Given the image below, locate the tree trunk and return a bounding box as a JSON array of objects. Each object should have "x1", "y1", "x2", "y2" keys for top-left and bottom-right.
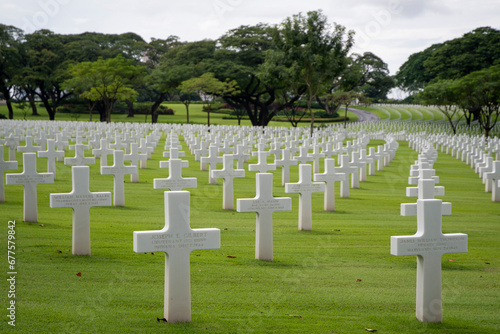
[
  {"x1": 125, "y1": 100, "x2": 134, "y2": 118},
  {"x1": 41, "y1": 99, "x2": 56, "y2": 120},
  {"x1": 28, "y1": 92, "x2": 39, "y2": 116},
  {"x1": 6, "y1": 100, "x2": 14, "y2": 119},
  {"x1": 151, "y1": 93, "x2": 166, "y2": 124},
  {"x1": 308, "y1": 97, "x2": 314, "y2": 136}
]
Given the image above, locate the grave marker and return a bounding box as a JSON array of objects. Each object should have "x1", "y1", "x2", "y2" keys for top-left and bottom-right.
[
  {"x1": 391, "y1": 194, "x2": 467, "y2": 322},
  {"x1": 285, "y1": 164, "x2": 325, "y2": 230},
  {"x1": 101, "y1": 150, "x2": 137, "y2": 206},
  {"x1": 50, "y1": 166, "x2": 111, "y2": 255},
  {"x1": 133, "y1": 191, "x2": 220, "y2": 323},
  {"x1": 6, "y1": 153, "x2": 54, "y2": 222},
  {"x1": 38, "y1": 139, "x2": 65, "y2": 178},
  {"x1": 237, "y1": 173, "x2": 291, "y2": 260},
  {"x1": 211, "y1": 154, "x2": 245, "y2": 210},
  {"x1": 275, "y1": 148, "x2": 298, "y2": 186},
  {"x1": 314, "y1": 158, "x2": 346, "y2": 211},
  {"x1": 0, "y1": 145, "x2": 18, "y2": 202},
  {"x1": 249, "y1": 143, "x2": 276, "y2": 173},
  {"x1": 154, "y1": 159, "x2": 197, "y2": 191}
]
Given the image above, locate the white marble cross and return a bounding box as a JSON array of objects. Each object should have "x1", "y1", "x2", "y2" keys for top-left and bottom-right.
[
  {"x1": 314, "y1": 158, "x2": 346, "y2": 211},
  {"x1": 285, "y1": 164, "x2": 325, "y2": 230},
  {"x1": 93, "y1": 138, "x2": 114, "y2": 168},
  {"x1": 133, "y1": 191, "x2": 220, "y2": 323},
  {"x1": 124, "y1": 143, "x2": 148, "y2": 182},
  {"x1": 101, "y1": 150, "x2": 137, "y2": 206},
  {"x1": 38, "y1": 139, "x2": 65, "y2": 178},
  {"x1": 211, "y1": 154, "x2": 245, "y2": 210},
  {"x1": 6, "y1": 153, "x2": 54, "y2": 222},
  {"x1": 357, "y1": 149, "x2": 373, "y2": 182},
  {"x1": 233, "y1": 144, "x2": 250, "y2": 170},
  {"x1": 0, "y1": 145, "x2": 18, "y2": 202},
  {"x1": 391, "y1": 195, "x2": 467, "y2": 322},
  {"x1": 64, "y1": 143, "x2": 95, "y2": 166},
  {"x1": 275, "y1": 148, "x2": 298, "y2": 186},
  {"x1": 17, "y1": 136, "x2": 42, "y2": 153},
  {"x1": 50, "y1": 166, "x2": 111, "y2": 255},
  {"x1": 200, "y1": 145, "x2": 223, "y2": 184},
  {"x1": 293, "y1": 146, "x2": 313, "y2": 164},
  {"x1": 406, "y1": 171, "x2": 445, "y2": 199},
  {"x1": 308, "y1": 145, "x2": 325, "y2": 174},
  {"x1": 249, "y1": 143, "x2": 276, "y2": 173},
  {"x1": 154, "y1": 159, "x2": 197, "y2": 191},
  {"x1": 485, "y1": 161, "x2": 500, "y2": 202},
  {"x1": 334, "y1": 154, "x2": 358, "y2": 198},
  {"x1": 237, "y1": 173, "x2": 291, "y2": 261},
  {"x1": 4, "y1": 133, "x2": 20, "y2": 160}
]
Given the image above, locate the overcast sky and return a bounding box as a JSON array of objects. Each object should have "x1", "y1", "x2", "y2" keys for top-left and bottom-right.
[{"x1": 1, "y1": 0, "x2": 499, "y2": 82}]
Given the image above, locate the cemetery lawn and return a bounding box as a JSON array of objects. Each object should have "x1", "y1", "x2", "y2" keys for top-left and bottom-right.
[
  {"x1": 1, "y1": 138, "x2": 499, "y2": 333},
  {"x1": 0, "y1": 104, "x2": 358, "y2": 127}
]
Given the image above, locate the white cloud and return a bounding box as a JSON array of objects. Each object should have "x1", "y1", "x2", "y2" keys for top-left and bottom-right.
[{"x1": 0, "y1": 0, "x2": 499, "y2": 75}]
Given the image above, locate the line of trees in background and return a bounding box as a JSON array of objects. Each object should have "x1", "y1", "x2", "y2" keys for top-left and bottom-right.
[
  {"x1": 0, "y1": 10, "x2": 394, "y2": 129},
  {"x1": 395, "y1": 27, "x2": 500, "y2": 137}
]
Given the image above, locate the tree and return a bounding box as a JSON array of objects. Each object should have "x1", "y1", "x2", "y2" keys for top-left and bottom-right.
[
  {"x1": 146, "y1": 40, "x2": 211, "y2": 123},
  {"x1": 213, "y1": 24, "x2": 281, "y2": 127},
  {"x1": 264, "y1": 10, "x2": 354, "y2": 134},
  {"x1": 419, "y1": 80, "x2": 464, "y2": 134},
  {"x1": 333, "y1": 91, "x2": 358, "y2": 128},
  {"x1": 63, "y1": 55, "x2": 144, "y2": 122},
  {"x1": 178, "y1": 73, "x2": 237, "y2": 126},
  {"x1": 453, "y1": 65, "x2": 500, "y2": 138},
  {"x1": 0, "y1": 24, "x2": 24, "y2": 119},
  {"x1": 396, "y1": 27, "x2": 500, "y2": 95}
]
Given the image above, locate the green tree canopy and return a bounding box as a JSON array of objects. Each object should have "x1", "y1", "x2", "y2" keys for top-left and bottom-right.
[{"x1": 63, "y1": 55, "x2": 145, "y2": 122}]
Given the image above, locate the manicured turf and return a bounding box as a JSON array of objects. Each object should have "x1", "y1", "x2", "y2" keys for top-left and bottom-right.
[{"x1": 1, "y1": 128, "x2": 498, "y2": 333}]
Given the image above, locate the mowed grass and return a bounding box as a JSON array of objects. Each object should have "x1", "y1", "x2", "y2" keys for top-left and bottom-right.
[
  {"x1": 0, "y1": 104, "x2": 359, "y2": 128},
  {"x1": 0, "y1": 135, "x2": 499, "y2": 333}
]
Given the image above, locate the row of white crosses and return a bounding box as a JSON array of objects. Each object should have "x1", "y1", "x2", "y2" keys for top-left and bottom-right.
[
  {"x1": 409, "y1": 133, "x2": 500, "y2": 202},
  {"x1": 392, "y1": 144, "x2": 468, "y2": 323}
]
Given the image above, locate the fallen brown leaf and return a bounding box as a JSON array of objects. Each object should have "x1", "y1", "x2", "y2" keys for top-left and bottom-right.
[
  {"x1": 449, "y1": 259, "x2": 455, "y2": 262},
  {"x1": 76, "y1": 272, "x2": 82, "y2": 277},
  {"x1": 485, "y1": 262, "x2": 490, "y2": 264},
  {"x1": 289, "y1": 314, "x2": 302, "y2": 318},
  {"x1": 356, "y1": 279, "x2": 362, "y2": 282},
  {"x1": 227, "y1": 255, "x2": 236, "y2": 258},
  {"x1": 365, "y1": 329, "x2": 377, "y2": 332}
]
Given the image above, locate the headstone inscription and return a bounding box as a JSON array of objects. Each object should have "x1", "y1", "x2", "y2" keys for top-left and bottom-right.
[
  {"x1": 0, "y1": 145, "x2": 18, "y2": 202},
  {"x1": 154, "y1": 158, "x2": 197, "y2": 191},
  {"x1": 237, "y1": 173, "x2": 291, "y2": 261},
  {"x1": 133, "y1": 191, "x2": 220, "y2": 323},
  {"x1": 64, "y1": 143, "x2": 95, "y2": 167},
  {"x1": 6, "y1": 153, "x2": 54, "y2": 222},
  {"x1": 211, "y1": 154, "x2": 245, "y2": 210},
  {"x1": 285, "y1": 164, "x2": 325, "y2": 230},
  {"x1": 50, "y1": 166, "x2": 112, "y2": 255}
]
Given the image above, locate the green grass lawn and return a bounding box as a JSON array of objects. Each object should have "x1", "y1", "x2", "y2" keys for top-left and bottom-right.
[
  {"x1": 0, "y1": 104, "x2": 359, "y2": 128},
  {"x1": 0, "y1": 130, "x2": 498, "y2": 333}
]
